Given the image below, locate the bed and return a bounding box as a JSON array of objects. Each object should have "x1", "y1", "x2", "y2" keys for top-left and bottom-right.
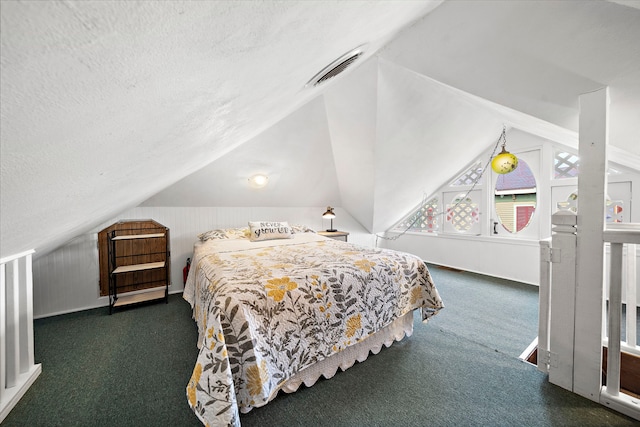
[{"x1": 183, "y1": 223, "x2": 443, "y2": 426}]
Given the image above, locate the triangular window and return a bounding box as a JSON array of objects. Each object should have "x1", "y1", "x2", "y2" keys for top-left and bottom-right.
[
  {"x1": 451, "y1": 162, "x2": 483, "y2": 186},
  {"x1": 554, "y1": 151, "x2": 623, "y2": 179},
  {"x1": 393, "y1": 197, "x2": 439, "y2": 233}
]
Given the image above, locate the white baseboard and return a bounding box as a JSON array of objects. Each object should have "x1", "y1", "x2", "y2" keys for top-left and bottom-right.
[{"x1": 0, "y1": 364, "x2": 42, "y2": 423}]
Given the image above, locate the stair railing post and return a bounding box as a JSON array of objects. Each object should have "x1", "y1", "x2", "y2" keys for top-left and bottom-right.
[
  {"x1": 574, "y1": 87, "x2": 608, "y2": 401},
  {"x1": 548, "y1": 209, "x2": 578, "y2": 391},
  {"x1": 538, "y1": 238, "x2": 552, "y2": 374},
  {"x1": 624, "y1": 243, "x2": 636, "y2": 348},
  {"x1": 606, "y1": 242, "x2": 623, "y2": 397}
]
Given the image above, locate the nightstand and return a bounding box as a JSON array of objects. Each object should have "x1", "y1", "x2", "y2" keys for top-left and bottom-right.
[{"x1": 317, "y1": 230, "x2": 349, "y2": 242}]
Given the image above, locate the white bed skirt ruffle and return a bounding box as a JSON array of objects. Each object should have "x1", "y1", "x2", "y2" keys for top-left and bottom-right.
[{"x1": 274, "y1": 311, "x2": 414, "y2": 396}]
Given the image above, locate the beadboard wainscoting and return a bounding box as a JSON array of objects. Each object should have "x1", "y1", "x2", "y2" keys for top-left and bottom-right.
[{"x1": 31, "y1": 206, "x2": 372, "y2": 318}]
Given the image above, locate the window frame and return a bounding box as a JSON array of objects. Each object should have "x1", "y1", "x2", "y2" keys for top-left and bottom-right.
[{"x1": 388, "y1": 139, "x2": 640, "y2": 242}]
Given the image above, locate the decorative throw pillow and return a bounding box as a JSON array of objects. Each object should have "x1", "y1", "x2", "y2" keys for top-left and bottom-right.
[
  {"x1": 198, "y1": 227, "x2": 250, "y2": 241},
  {"x1": 224, "y1": 227, "x2": 251, "y2": 239},
  {"x1": 198, "y1": 229, "x2": 228, "y2": 241},
  {"x1": 248, "y1": 221, "x2": 293, "y2": 242},
  {"x1": 291, "y1": 224, "x2": 316, "y2": 234}
]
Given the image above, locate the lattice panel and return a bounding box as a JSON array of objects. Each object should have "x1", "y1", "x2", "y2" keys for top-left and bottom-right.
[
  {"x1": 554, "y1": 151, "x2": 579, "y2": 179},
  {"x1": 446, "y1": 196, "x2": 479, "y2": 232},
  {"x1": 452, "y1": 162, "x2": 483, "y2": 186},
  {"x1": 395, "y1": 197, "x2": 439, "y2": 232},
  {"x1": 607, "y1": 200, "x2": 624, "y2": 223},
  {"x1": 557, "y1": 190, "x2": 625, "y2": 223}
]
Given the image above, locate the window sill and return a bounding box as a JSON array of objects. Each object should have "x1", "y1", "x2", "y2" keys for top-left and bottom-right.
[{"x1": 385, "y1": 230, "x2": 540, "y2": 247}]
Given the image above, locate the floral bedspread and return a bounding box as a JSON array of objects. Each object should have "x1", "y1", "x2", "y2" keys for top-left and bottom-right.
[{"x1": 183, "y1": 233, "x2": 443, "y2": 426}]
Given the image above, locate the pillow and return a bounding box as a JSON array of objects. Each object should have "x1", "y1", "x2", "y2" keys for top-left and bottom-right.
[
  {"x1": 198, "y1": 227, "x2": 250, "y2": 242},
  {"x1": 291, "y1": 224, "x2": 316, "y2": 234},
  {"x1": 248, "y1": 221, "x2": 293, "y2": 242},
  {"x1": 225, "y1": 227, "x2": 251, "y2": 239},
  {"x1": 198, "y1": 229, "x2": 227, "y2": 241}
]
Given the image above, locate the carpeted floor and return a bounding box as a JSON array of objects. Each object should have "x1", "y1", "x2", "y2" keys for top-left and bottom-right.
[{"x1": 2, "y1": 265, "x2": 637, "y2": 426}]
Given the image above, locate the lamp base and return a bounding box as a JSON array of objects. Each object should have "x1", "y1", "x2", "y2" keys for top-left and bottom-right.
[{"x1": 326, "y1": 229, "x2": 337, "y2": 232}]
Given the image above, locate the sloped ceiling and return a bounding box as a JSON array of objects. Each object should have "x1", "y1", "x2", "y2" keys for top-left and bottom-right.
[
  {"x1": 2, "y1": 0, "x2": 640, "y2": 259},
  {"x1": 380, "y1": 0, "x2": 640, "y2": 155},
  {"x1": 370, "y1": 0, "x2": 640, "y2": 231},
  {"x1": 140, "y1": 95, "x2": 343, "y2": 208},
  {"x1": 0, "y1": 0, "x2": 441, "y2": 258}
]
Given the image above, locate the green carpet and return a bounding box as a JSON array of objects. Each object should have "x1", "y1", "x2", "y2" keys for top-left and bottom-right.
[{"x1": 2, "y1": 266, "x2": 637, "y2": 426}]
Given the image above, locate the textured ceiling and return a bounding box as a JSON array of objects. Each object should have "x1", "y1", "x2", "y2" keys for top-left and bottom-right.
[
  {"x1": 1, "y1": 0, "x2": 639, "y2": 259},
  {"x1": 0, "y1": 0, "x2": 441, "y2": 258}
]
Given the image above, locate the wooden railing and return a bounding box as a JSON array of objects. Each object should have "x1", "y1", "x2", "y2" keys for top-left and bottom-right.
[
  {"x1": 537, "y1": 237, "x2": 552, "y2": 375},
  {"x1": 537, "y1": 211, "x2": 578, "y2": 392},
  {"x1": 601, "y1": 224, "x2": 640, "y2": 414},
  {"x1": 0, "y1": 249, "x2": 41, "y2": 423},
  {"x1": 539, "y1": 213, "x2": 640, "y2": 421}
]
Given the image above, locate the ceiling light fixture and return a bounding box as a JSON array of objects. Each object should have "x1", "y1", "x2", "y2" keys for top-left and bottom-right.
[
  {"x1": 491, "y1": 126, "x2": 518, "y2": 174},
  {"x1": 248, "y1": 174, "x2": 269, "y2": 188}
]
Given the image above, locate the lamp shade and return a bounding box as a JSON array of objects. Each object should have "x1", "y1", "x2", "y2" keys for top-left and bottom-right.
[
  {"x1": 491, "y1": 147, "x2": 518, "y2": 174},
  {"x1": 322, "y1": 206, "x2": 335, "y2": 219}
]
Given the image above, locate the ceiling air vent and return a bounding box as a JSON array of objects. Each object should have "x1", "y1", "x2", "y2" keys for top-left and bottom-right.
[{"x1": 306, "y1": 45, "x2": 366, "y2": 88}]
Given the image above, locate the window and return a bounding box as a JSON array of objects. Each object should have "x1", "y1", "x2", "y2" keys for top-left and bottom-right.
[
  {"x1": 394, "y1": 197, "x2": 439, "y2": 233},
  {"x1": 556, "y1": 190, "x2": 578, "y2": 212},
  {"x1": 451, "y1": 162, "x2": 483, "y2": 186},
  {"x1": 554, "y1": 151, "x2": 579, "y2": 179},
  {"x1": 607, "y1": 200, "x2": 624, "y2": 223},
  {"x1": 557, "y1": 190, "x2": 625, "y2": 223},
  {"x1": 446, "y1": 193, "x2": 479, "y2": 233},
  {"x1": 554, "y1": 151, "x2": 621, "y2": 180},
  {"x1": 494, "y1": 159, "x2": 537, "y2": 233}
]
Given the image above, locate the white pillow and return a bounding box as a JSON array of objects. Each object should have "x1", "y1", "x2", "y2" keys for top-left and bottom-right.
[{"x1": 248, "y1": 221, "x2": 293, "y2": 242}]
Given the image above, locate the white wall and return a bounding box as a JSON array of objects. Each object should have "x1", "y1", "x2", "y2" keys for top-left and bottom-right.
[
  {"x1": 32, "y1": 200, "x2": 544, "y2": 319},
  {"x1": 31, "y1": 206, "x2": 371, "y2": 318},
  {"x1": 383, "y1": 233, "x2": 540, "y2": 285}
]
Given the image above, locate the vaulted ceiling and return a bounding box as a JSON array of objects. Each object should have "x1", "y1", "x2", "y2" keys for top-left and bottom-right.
[{"x1": 2, "y1": 0, "x2": 639, "y2": 259}]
